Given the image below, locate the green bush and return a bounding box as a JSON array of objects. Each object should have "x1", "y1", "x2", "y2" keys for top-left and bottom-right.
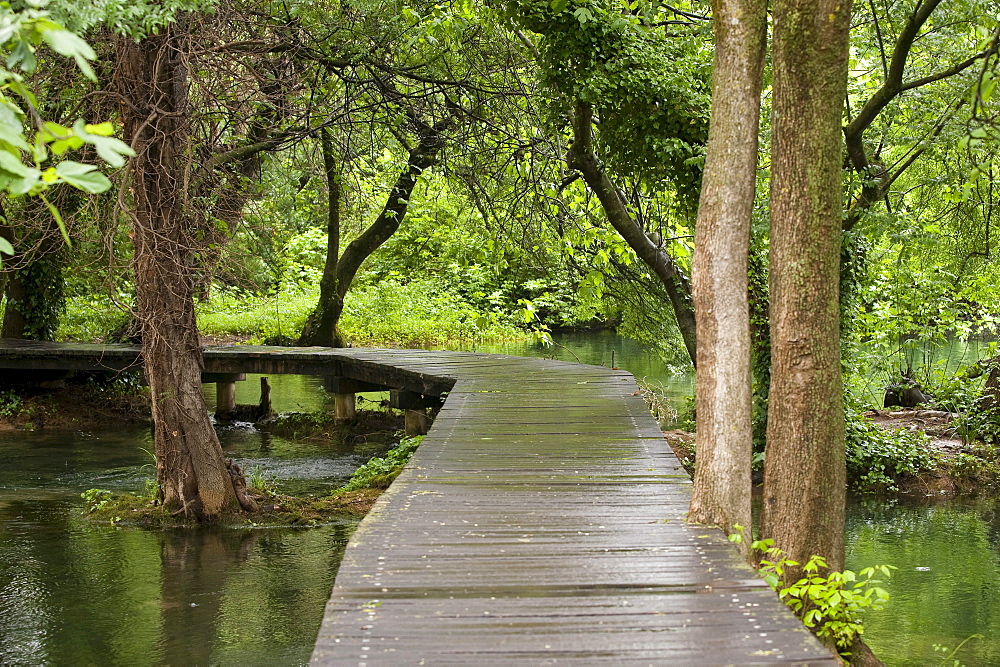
[
  {"x1": 337, "y1": 435, "x2": 422, "y2": 492},
  {"x1": 340, "y1": 278, "x2": 521, "y2": 347},
  {"x1": 57, "y1": 295, "x2": 131, "y2": 342},
  {"x1": 845, "y1": 411, "x2": 938, "y2": 491},
  {"x1": 196, "y1": 286, "x2": 316, "y2": 343}
]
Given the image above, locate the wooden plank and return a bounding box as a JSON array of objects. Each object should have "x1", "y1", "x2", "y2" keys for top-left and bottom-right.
[{"x1": 310, "y1": 350, "x2": 836, "y2": 665}]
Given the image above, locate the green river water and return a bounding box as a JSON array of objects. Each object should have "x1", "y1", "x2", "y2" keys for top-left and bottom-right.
[{"x1": 0, "y1": 333, "x2": 996, "y2": 664}]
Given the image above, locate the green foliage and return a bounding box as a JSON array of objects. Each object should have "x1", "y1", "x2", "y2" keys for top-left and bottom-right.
[
  {"x1": 340, "y1": 277, "x2": 522, "y2": 347},
  {"x1": 761, "y1": 548, "x2": 893, "y2": 653},
  {"x1": 845, "y1": 412, "x2": 938, "y2": 492},
  {"x1": 7, "y1": 252, "x2": 65, "y2": 340},
  {"x1": 732, "y1": 529, "x2": 894, "y2": 655},
  {"x1": 81, "y1": 487, "x2": 113, "y2": 512},
  {"x1": 195, "y1": 286, "x2": 316, "y2": 344},
  {"x1": 0, "y1": 388, "x2": 26, "y2": 418},
  {"x1": 505, "y1": 0, "x2": 711, "y2": 201},
  {"x1": 336, "y1": 435, "x2": 422, "y2": 492},
  {"x1": 0, "y1": 0, "x2": 135, "y2": 261},
  {"x1": 245, "y1": 464, "x2": 279, "y2": 497},
  {"x1": 47, "y1": 0, "x2": 217, "y2": 39},
  {"x1": 57, "y1": 293, "x2": 130, "y2": 341}
]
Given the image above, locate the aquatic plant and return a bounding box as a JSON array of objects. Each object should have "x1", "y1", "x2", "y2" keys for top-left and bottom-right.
[{"x1": 336, "y1": 435, "x2": 422, "y2": 492}]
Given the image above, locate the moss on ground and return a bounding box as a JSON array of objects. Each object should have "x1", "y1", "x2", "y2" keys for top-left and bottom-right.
[{"x1": 83, "y1": 488, "x2": 384, "y2": 528}]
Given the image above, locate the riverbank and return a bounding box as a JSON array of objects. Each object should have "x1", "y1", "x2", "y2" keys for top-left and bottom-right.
[
  {"x1": 0, "y1": 381, "x2": 152, "y2": 431},
  {"x1": 663, "y1": 408, "x2": 1000, "y2": 495}
]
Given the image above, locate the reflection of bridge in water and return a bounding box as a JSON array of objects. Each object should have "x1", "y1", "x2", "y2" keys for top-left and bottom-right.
[{"x1": 0, "y1": 340, "x2": 835, "y2": 664}]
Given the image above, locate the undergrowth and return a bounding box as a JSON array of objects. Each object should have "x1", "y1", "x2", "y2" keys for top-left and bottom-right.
[
  {"x1": 731, "y1": 527, "x2": 894, "y2": 658},
  {"x1": 336, "y1": 435, "x2": 422, "y2": 492},
  {"x1": 845, "y1": 411, "x2": 938, "y2": 492}
]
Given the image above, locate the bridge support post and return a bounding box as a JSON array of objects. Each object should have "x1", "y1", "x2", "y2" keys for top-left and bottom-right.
[
  {"x1": 334, "y1": 393, "x2": 356, "y2": 420},
  {"x1": 202, "y1": 372, "x2": 246, "y2": 415},
  {"x1": 390, "y1": 390, "x2": 443, "y2": 436},
  {"x1": 404, "y1": 409, "x2": 430, "y2": 436},
  {"x1": 324, "y1": 377, "x2": 389, "y2": 421}
]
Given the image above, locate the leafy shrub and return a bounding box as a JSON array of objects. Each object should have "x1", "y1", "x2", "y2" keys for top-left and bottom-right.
[
  {"x1": 196, "y1": 286, "x2": 316, "y2": 343},
  {"x1": 340, "y1": 278, "x2": 521, "y2": 347},
  {"x1": 0, "y1": 389, "x2": 26, "y2": 419},
  {"x1": 731, "y1": 529, "x2": 893, "y2": 656},
  {"x1": 336, "y1": 435, "x2": 422, "y2": 492},
  {"x1": 57, "y1": 294, "x2": 131, "y2": 342},
  {"x1": 845, "y1": 412, "x2": 938, "y2": 491}
]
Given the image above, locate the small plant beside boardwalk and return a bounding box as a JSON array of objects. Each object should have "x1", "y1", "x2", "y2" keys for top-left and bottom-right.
[{"x1": 730, "y1": 528, "x2": 894, "y2": 662}]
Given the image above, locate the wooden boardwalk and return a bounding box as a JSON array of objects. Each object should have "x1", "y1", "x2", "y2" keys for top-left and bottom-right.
[
  {"x1": 0, "y1": 341, "x2": 836, "y2": 663},
  {"x1": 309, "y1": 350, "x2": 836, "y2": 664}
]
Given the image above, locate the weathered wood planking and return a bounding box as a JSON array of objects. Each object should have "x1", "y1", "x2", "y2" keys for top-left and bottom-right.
[
  {"x1": 0, "y1": 340, "x2": 836, "y2": 663},
  {"x1": 309, "y1": 352, "x2": 837, "y2": 665}
]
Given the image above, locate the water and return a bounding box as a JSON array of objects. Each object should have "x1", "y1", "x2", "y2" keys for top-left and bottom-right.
[
  {"x1": 0, "y1": 386, "x2": 390, "y2": 665},
  {"x1": 847, "y1": 496, "x2": 1000, "y2": 665}
]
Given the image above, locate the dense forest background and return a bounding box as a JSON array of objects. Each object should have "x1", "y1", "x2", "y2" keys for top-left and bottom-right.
[{"x1": 0, "y1": 0, "x2": 993, "y2": 388}]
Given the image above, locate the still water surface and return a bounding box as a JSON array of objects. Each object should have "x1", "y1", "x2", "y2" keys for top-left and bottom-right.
[
  {"x1": 1, "y1": 334, "x2": 998, "y2": 664},
  {"x1": 0, "y1": 373, "x2": 393, "y2": 665}
]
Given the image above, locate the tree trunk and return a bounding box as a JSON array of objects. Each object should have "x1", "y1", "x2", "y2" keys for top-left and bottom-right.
[
  {"x1": 2, "y1": 269, "x2": 27, "y2": 339},
  {"x1": 116, "y1": 22, "x2": 244, "y2": 519},
  {"x1": 688, "y1": 0, "x2": 768, "y2": 554},
  {"x1": 298, "y1": 117, "x2": 451, "y2": 347},
  {"x1": 761, "y1": 0, "x2": 853, "y2": 579},
  {"x1": 298, "y1": 128, "x2": 343, "y2": 347},
  {"x1": 0, "y1": 207, "x2": 65, "y2": 341},
  {"x1": 567, "y1": 102, "x2": 698, "y2": 366}
]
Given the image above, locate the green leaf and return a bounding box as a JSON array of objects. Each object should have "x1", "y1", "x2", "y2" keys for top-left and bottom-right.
[
  {"x1": 72, "y1": 119, "x2": 134, "y2": 167},
  {"x1": 0, "y1": 235, "x2": 13, "y2": 256},
  {"x1": 55, "y1": 160, "x2": 111, "y2": 193},
  {"x1": 40, "y1": 29, "x2": 96, "y2": 80},
  {"x1": 83, "y1": 122, "x2": 115, "y2": 137},
  {"x1": 0, "y1": 116, "x2": 29, "y2": 152}
]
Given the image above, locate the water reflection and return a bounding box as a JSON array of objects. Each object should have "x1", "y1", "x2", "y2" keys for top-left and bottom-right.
[
  {"x1": 0, "y1": 423, "x2": 361, "y2": 664},
  {"x1": 847, "y1": 496, "x2": 1000, "y2": 665}
]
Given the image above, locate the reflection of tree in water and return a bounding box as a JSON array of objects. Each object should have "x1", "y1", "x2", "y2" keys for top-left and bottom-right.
[
  {"x1": 158, "y1": 529, "x2": 261, "y2": 666},
  {"x1": 846, "y1": 497, "x2": 1000, "y2": 665},
  {"x1": 156, "y1": 523, "x2": 354, "y2": 664}
]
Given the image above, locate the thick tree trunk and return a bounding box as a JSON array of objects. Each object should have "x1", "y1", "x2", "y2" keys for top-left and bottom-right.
[
  {"x1": 761, "y1": 0, "x2": 853, "y2": 579},
  {"x1": 567, "y1": 102, "x2": 698, "y2": 365},
  {"x1": 0, "y1": 209, "x2": 65, "y2": 341},
  {"x1": 298, "y1": 118, "x2": 450, "y2": 347},
  {"x1": 2, "y1": 270, "x2": 27, "y2": 339},
  {"x1": 116, "y1": 24, "x2": 243, "y2": 519},
  {"x1": 688, "y1": 0, "x2": 767, "y2": 553},
  {"x1": 298, "y1": 128, "x2": 343, "y2": 347}
]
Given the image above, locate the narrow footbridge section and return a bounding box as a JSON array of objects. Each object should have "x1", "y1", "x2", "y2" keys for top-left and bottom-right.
[{"x1": 0, "y1": 340, "x2": 835, "y2": 663}]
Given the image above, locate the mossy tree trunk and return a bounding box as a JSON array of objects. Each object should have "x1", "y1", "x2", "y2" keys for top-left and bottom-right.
[
  {"x1": 116, "y1": 21, "x2": 249, "y2": 519},
  {"x1": 298, "y1": 128, "x2": 343, "y2": 347},
  {"x1": 688, "y1": 0, "x2": 768, "y2": 556},
  {"x1": 761, "y1": 0, "x2": 853, "y2": 580}
]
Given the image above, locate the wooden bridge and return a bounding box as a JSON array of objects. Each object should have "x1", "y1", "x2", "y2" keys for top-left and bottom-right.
[{"x1": 0, "y1": 340, "x2": 835, "y2": 664}]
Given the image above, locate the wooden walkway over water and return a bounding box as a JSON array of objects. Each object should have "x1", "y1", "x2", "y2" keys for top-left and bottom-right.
[{"x1": 0, "y1": 341, "x2": 835, "y2": 664}]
